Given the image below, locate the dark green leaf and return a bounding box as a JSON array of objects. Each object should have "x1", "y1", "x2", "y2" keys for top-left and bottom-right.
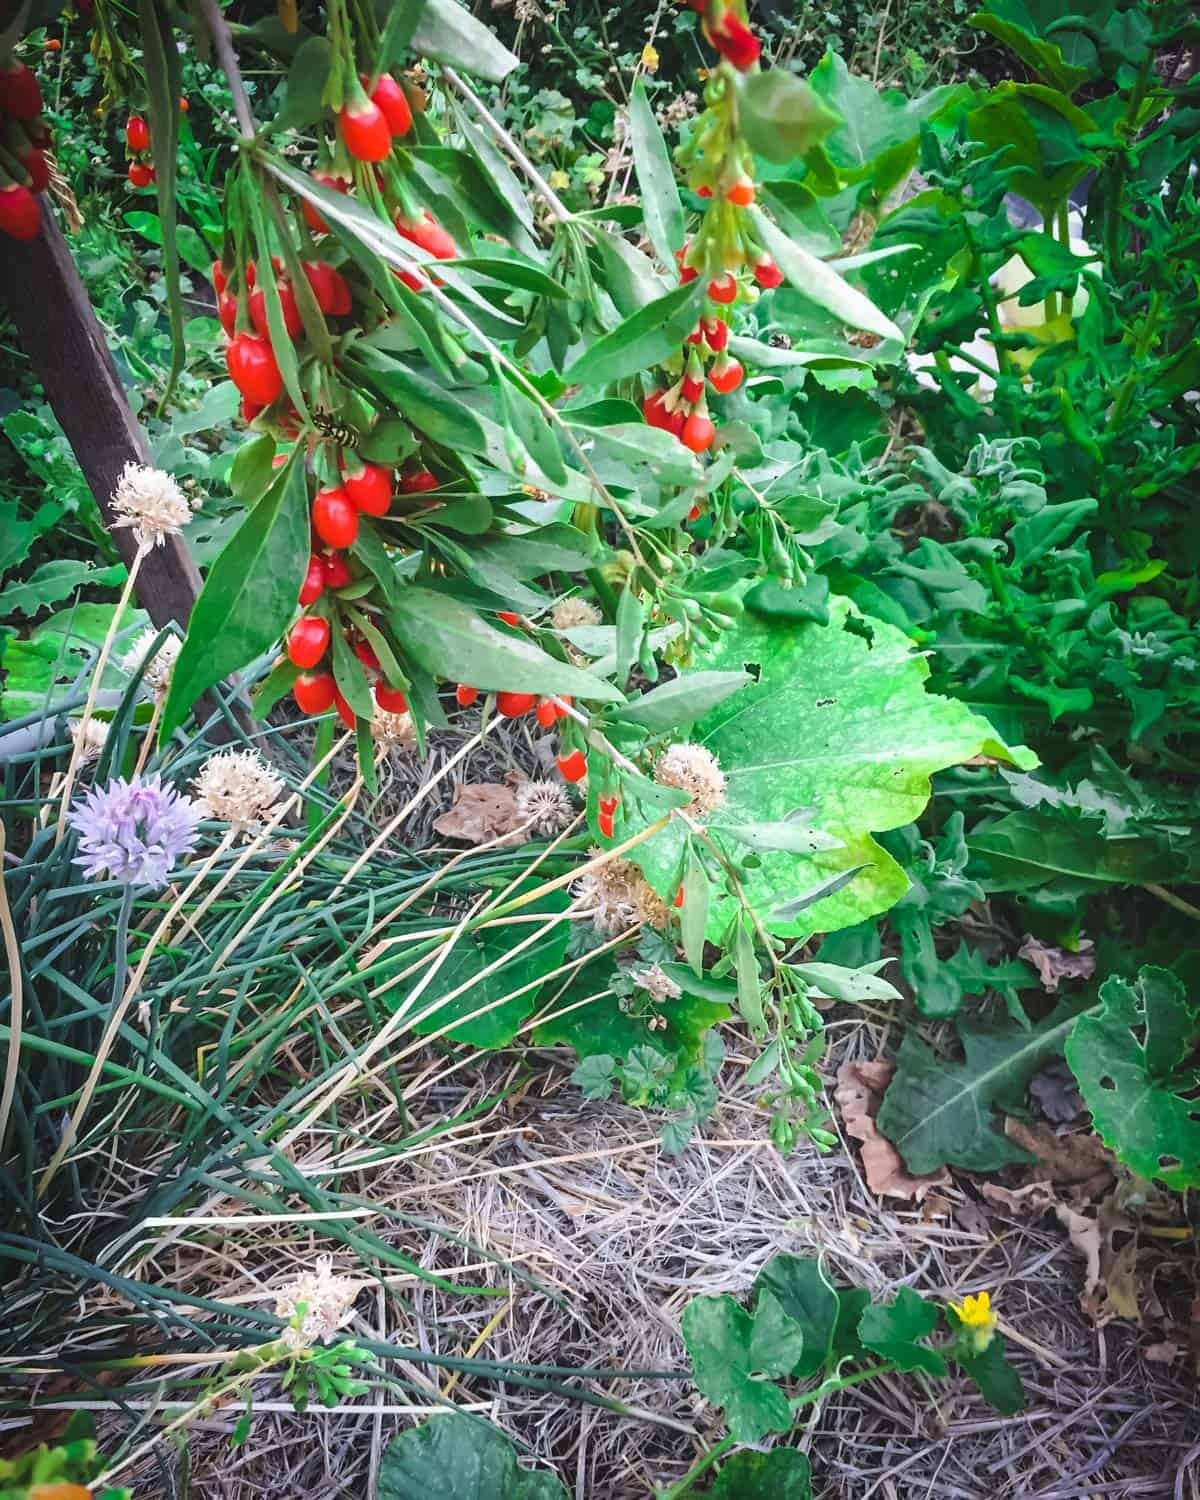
[
  {"x1": 858, "y1": 1287, "x2": 946, "y2": 1376},
  {"x1": 378, "y1": 1411, "x2": 567, "y2": 1499},
  {"x1": 710, "y1": 1449, "x2": 812, "y2": 1500},
  {"x1": 738, "y1": 70, "x2": 840, "y2": 164},
  {"x1": 563, "y1": 280, "x2": 705, "y2": 387},
  {"x1": 1066, "y1": 966, "x2": 1200, "y2": 1191},
  {"x1": 682, "y1": 1293, "x2": 801, "y2": 1444},
  {"x1": 162, "y1": 450, "x2": 309, "y2": 740}
]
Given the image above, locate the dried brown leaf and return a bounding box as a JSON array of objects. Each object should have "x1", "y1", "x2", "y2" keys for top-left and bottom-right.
[
  {"x1": 432, "y1": 782, "x2": 523, "y2": 846},
  {"x1": 981, "y1": 1179, "x2": 1057, "y2": 1218},
  {"x1": 1144, "y1": 1341, "x2": 1181, "y2": 1364},
  {"x1": 1004, "y1": 1118, "x2": 1115, "y2": 1197},
  {"x1": 835, "y1": 1060, "x2": 951, "y2": 1204},
  {"x1": 1017, "y1": 935, "x2": 1095, "y2": 991}
]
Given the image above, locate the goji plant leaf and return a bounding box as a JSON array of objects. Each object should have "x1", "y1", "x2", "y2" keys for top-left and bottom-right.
[
  {"x1": 709, "y1": 1449, "x2": 812, "y2": 1499},
  {"x1": 161, "y1": 449, "x2": 310, "y2": 741},
  {"x1": 682, "y1": 1293, "x2": 801, "y2": 1444},
  {"x1": 389, "y1": 586, "x2": 623, "y2": 703},
  {"x1": 408, "y1": 0, "x2": 520, "y2": 83},
  {"x1": 857, "y1": 1287, "x2": 946, "y2": 1376},
  {"x1": 562, "y1": 279, "x2": 706, "y2": 387},
  {"x1": 610, "y1": 670, "x2": 751, "y2": 733},
  {"x1": 876, "y1": 1002, "x2": 1082, "y2": 1174},
  {"x1": 629, "y1": 77, "x2": 684, "y2": 270},
  {"x1": 378, "y1": 1411, "x2": 567, "y2": 1499},
  {"x1": 624, "y1": 598, "x2": 1034, "y2": 942},
  {"x1": 953, "y1": 1338, "x2": 1026, "y2": 1415},
  {"x1": 748, "y1": 206, "x2": 903, "y2": 345},
  {"x1": 1065, "y1": 966, "x2": 1200, "y2": 1191}
]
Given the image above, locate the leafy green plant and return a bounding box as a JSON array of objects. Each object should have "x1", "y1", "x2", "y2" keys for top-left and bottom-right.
[{"x1": 672, "y1": 1254, "x2": 1023, "y2": 1496}]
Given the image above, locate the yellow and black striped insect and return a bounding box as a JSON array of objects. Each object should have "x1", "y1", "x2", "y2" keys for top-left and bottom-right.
[{"x1": 312, "y1": 411, "x2": 359, "y2": 447}]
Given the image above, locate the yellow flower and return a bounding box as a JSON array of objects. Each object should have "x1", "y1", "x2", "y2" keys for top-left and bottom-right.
[
  {"x1": 949, "y1": 1291, "x2": 996, "y2": 1352},
  {"x1": 641, "y1": 43, "x2": 660, "y2": 73},
  {"x1": 548, "y1": 168, "x2": 570, "y2": 191}
]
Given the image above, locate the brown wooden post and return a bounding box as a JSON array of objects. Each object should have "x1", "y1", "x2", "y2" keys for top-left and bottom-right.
[{"x1": 0, "y1": 208, "x2": 201, "y2": 630}]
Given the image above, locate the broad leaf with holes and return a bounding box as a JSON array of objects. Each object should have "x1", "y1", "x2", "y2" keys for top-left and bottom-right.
[
  {"x1": 1066, "y1": 966, "x2": 1200, "y2": 1191},
  {"x1": 624, "y1": 599, "x2": 1033, "y2": 942},
  {"x1": 877, "y1": 1002, "x2": 1082, "y2": 1173}
]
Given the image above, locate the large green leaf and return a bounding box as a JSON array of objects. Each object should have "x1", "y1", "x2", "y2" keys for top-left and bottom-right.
[
  {"x1": 378, "y1": 1412, "x2": 566, "y2": 1500},
  {"x1": 876, "y1": 1003, "x2": 1081, "y2": 1174},
  {"x1": 0, "y1": 559, "x2": 125, "y2": 619},
  {"x1": 969, "y1": 1, "x2": 1095, "y2": 93},
  {"x1": 682, "y1": 1291, "x2": 803, "y2": 1444},
  {"x1": 1066, "y1": 966, "x2": 1200, "y2": 1191},
  {"x1": 162, "y1": 450, "x2": 310, "y2": 740},
  {"x1": 967, "y1": 83, "x2": 1094, "y2": 219},
  {"x1": 624, "y1": 599, "x2": 1033, "y2": 941},
  {"x1": 709, "y1": 1450, "x2": 812, "y2": 1499},
  {"x1": 748, "y1": 207, "x2": 902, "y2": 347},
  {"x1": 968, "y1": 811, "x2": 1186, "y2": 893},
  {"x1": 807, "y1": 53, "x2": 969, "y2": 202},
  {"x1": 400, "y1": 899, "x2": 568, "y2": 1047},
  {"x1": 858, "y1": 1288, "x2": 946, "y2": 1376},
  {"x1": 753, "y1": 1255, "x2": 838, "y2": 1378},
  {"x1": 389, "y1": 587, "x2": 623, "y2": 702},
  {"x1": 629, "y1": 77, "x2": 684, "y2": 269},
  {"x1": 562, "y1": 280, "x2": 705, "y2": 387}
]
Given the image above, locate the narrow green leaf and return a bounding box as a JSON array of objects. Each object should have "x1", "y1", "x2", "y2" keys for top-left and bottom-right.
[
  {"x1": 563, "y1": 280, "x2": 705, "y2": 387},
  {"x1": 389, "y1": 587, "x2": 623, "y2": 703},
  {"x1": 734, "y1": 918, "x2": 765, "y2": 1033},
  {"x1": 161, "y1": 450, "x2": 310, "y2": 740},
  {"x1": 629, "y1": 78, "x2": 684, "y2": 268},
  {"x1": 137, "y1": 0, "x2": 183, "y2": 404},
  {"x1": 748, "y1": 205, "x2": 903, "y2": 345},
  {"x1": 612, "y1": 670, "x2": 750, "y2": 732}
]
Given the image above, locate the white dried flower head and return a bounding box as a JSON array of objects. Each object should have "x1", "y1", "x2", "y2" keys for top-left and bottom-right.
[
  {"x1": 630, "y1": 963, "x2": 682, "y2": 1002},
  {"x1": 514, "y1": 779, "x2": 574, "y2": 836},
  {"x1": 654, "y1": 742, "x2": 726, "y2": 816},
  {"x1": 274, "y1": 1255, "x2": 362, "y2": 1349},
  {"x1": 657, "y1": 91, "x2": 698, "y2": 128},
  {"x1": 372, "y1": 706, "x2": 417, "y2": 753},
  {"x1": 69, "y1": 716, "x2": 109, "y2": 764},
  {"x1": 573, "y1": 851, "x2": 669, "y2": 935},
  {"x1": 551, "y1": 596, "x2": 602, "y2": 631},
  {"x1": 110, "y1": 461, "x2": 194, "y2": 549},
  {"x1": 514, "y1": 0, "x2": 540, "y2": 20},
  {"x1": 192, "y1": 748, "x2": 285, "y2": 838},
  {"x1": 120, "y1": 628, "x2": 181, "y2": 699}
]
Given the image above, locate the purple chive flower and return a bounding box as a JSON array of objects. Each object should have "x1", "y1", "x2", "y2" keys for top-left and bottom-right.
[{"x1": 67, "y1": 773, "x2": 204, "y2": 889}]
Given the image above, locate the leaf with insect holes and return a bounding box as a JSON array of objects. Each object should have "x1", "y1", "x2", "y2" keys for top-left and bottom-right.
[
  {"x1": 683, "y1": 1291, "x2": 803, "y2": 1443},
  {"x1": 161, "y1": 450, "x2": 310, "y2": 741},
  {"x1": 623, "y1": 598, "x2": 1033, "y2": 943},
  {"x1": 378, "y1": 1411, "x2": 567, "y2": 1499},
  {"x1": 1066, "y1": 966, "x2": 1200, "y2": 1191}
]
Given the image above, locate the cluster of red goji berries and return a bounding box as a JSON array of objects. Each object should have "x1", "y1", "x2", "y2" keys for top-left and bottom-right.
[
  {"x1": 0, "y1": 60, "x2": 50, "y2": 242},
  {"x1": 643, "y1": 2, "x2": 781, "y2": 459},
  {"x1": 124, "y1": 113, "x2": 154, "y2": 188}
]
